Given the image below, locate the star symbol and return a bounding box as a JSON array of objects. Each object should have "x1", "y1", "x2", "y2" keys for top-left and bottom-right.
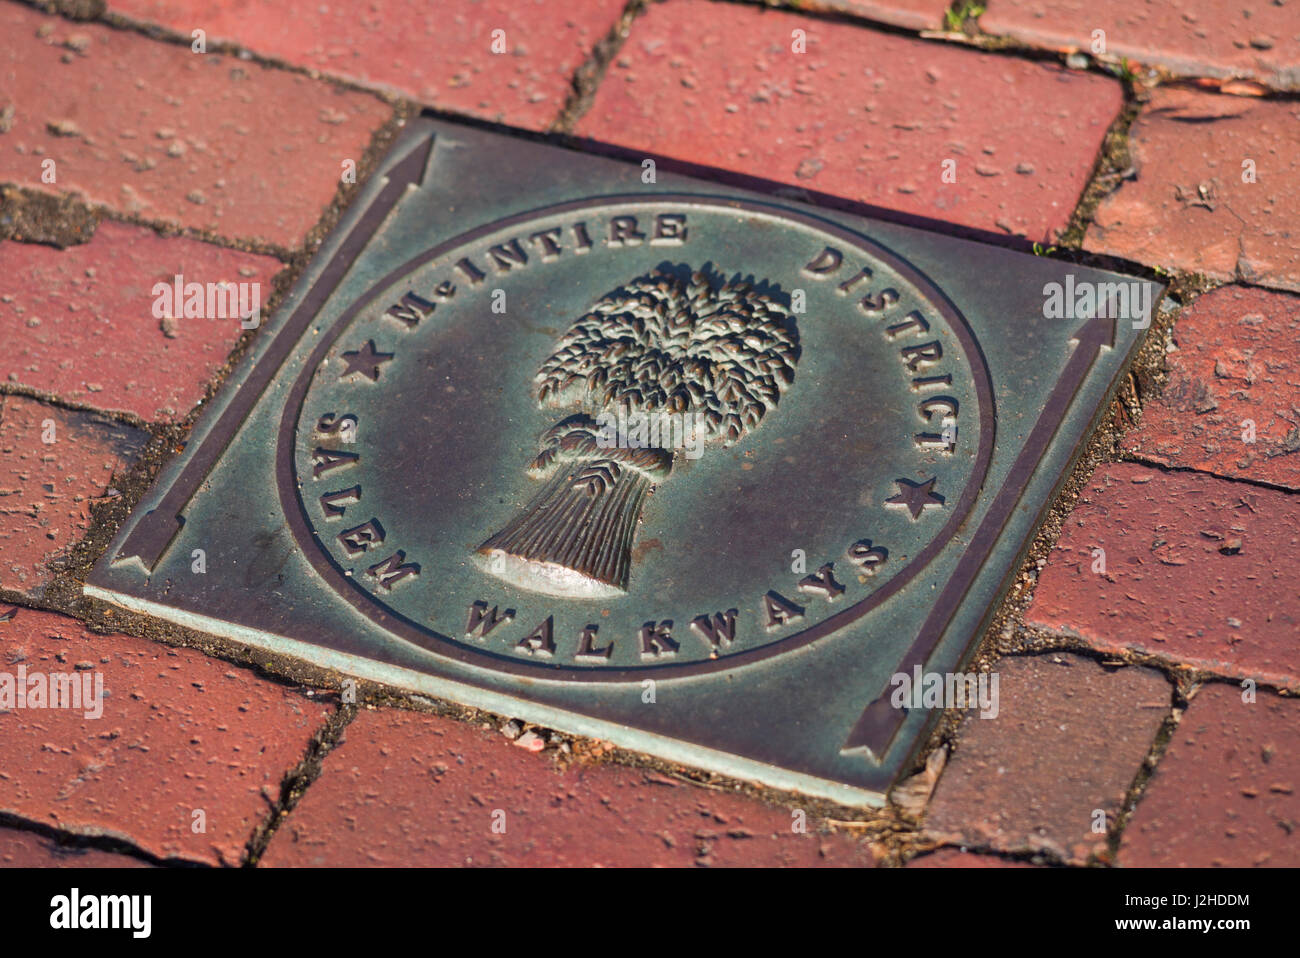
[
  {"x1": 885, "y1": 477, "x2": 945, "y2": 520},
  {"x1": 340, "y1": 340, "x2": 394, "y2": 382}
]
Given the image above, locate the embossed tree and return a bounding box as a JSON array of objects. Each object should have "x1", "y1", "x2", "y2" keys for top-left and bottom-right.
[{"x1": 479, "y1": 266, "x2": 799, "y2": 598}]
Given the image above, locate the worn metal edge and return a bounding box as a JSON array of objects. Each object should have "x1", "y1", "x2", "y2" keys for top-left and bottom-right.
[{"x1": 82, "y1": 583, "x2": 889, "y2": 808}]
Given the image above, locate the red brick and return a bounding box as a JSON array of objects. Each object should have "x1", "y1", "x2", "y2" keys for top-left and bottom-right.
[
  {"x1": 108, "y1": 0, "x2": 627, "y2": 130},
  {"x1": 925, "y1": 654, "x2": 1169, "y2": 864},
  {"x1": 262, "y1": 708, "x2": 878, "y2": 867},
  {"x1": 1124, "y1": 285, "x2": 1300, "y2": 490},
  {"x1": 0, "y1": 608, "x2": 330, "y2": 866},
  {"x1": 981, "y1": 0, "x2": 1300, "y2": 91},
  {"x1": 1119, "y1": 683, "x2": 1300, "y2": 867},
  {"x1": 0, "y1": 397, "x2": 146, "y2": 598},
  {"x1": 796, "y1": 1, "x2": 950, "y2": 32},
  {"x1": 1, "y1": 222, "x2": 282, "y2": 421},
  {"x1": 1027, "y1": 462, "x2": 1300, "y2": 691},
  {"x1": 1085, "y1": 87, "x2": 1300, "y2": 292},
  {"x1": 905, "y1": 847, "x2": 1037, "y2": 867},
  {"x1": 0, "y1": 3, "x2": 388, "y2": 248},
  {"x1": 0, "y1": 825, "x2": 152, "y2": 867},
  {"x1": 575, "y1": 0, "x2": 1122, "y2": 241}
]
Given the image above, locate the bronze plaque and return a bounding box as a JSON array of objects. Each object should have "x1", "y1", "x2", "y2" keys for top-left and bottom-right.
[{"x1": 85, "y1": 114, "x2": 1156, "y2": 805}]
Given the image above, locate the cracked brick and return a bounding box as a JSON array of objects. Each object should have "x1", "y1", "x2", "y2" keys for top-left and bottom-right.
[
  {"x1": 0, "y1": 608, "x2": 331, "y2": 866},
  {"x1": 1119, "y1": 683, "x2": 1300, "y2": 867},
  {"x1": 924, "y1": 653, "x2": 1170, "y2": 865},
  {"x1": 1124, "y1": 285, "x2": 1300, "y2": 490},
  {"x1": 1027, "y1": 462, "x2": 1300, "y2": 691},
  {"x1": 262, "y1": 708, "x2": 879, "y2": 867},
  {"x1": 1085, "y1": 87, "x2": 1300, "y2": 292}
]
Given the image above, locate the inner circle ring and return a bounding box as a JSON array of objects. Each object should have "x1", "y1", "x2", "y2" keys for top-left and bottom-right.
[{"x1": 276, "y1": 194, "x2": 997, "y2": 683}]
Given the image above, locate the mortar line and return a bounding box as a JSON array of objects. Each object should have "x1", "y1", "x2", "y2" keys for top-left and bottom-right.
[
  {"x1": 1117, "y1": 452, "x2": 1300, "y2": 497},
  {"x1": 0, "y1": 809, "x2": 211, "y2": 868},
  {"x1": 243, "y1": 701, "x2": 355, "y2": 866},
  {"x1": 551, "y1": 0, "x2": 649, "y2": 134},
  {"x1": 11, "y1": 0, "x2": 1275, "y2": 867}
]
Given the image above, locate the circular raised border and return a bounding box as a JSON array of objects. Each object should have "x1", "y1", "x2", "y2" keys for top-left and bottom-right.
[{"x1": 276, "y1": 194, "x2": 996, "y2": 683}]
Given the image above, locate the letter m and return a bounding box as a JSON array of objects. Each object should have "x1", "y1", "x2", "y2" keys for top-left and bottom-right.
[
  {"x1": 49, "y1": 673, "x2": 78, "y2": 710},
  {"x1": 101, "y1": 896, "x2": 129, "y2": 928},
  {"x1": 366, "y1": 551, "x2": 420, "y2": 591},
  {"x1": 1094, "y1": 282, "x2": 1126, "y2": 319},
  {"x1": 384, "y1": 291, "x2": 436, "y2": 329},
  {"x1": 946, "y1": 672, "x2": 978, "y2": 710}
]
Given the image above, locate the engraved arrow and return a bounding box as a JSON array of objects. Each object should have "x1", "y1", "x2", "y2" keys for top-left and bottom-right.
[
  {"x1": 114, "y1": 132, "x2": 437, "y2": 571},
  {"x1": 842, "y1": 313, "x2": 1117, "y2": 759}
]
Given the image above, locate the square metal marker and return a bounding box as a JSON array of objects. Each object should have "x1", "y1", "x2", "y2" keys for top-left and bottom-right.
[{"x1": 86, "y1": 113, "x2": 1157, "y2": 806}]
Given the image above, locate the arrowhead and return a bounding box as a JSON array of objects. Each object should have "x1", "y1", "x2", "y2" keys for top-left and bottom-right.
[
  {"x1": 384, "y1": 133, "x2": 436, "y2": 189},
  {"x1": 841, "y1": 694, "x2": 903, "y2": 762},
  {"x1": 1069, "y1": 313, "x2": 1115, "y2": 353},
  {"x1": 109, "y1": 551, "x2": 153, "y2": 575},
  {"x1": 114, "y1": 507, "x2": 186, "y2": 573}
]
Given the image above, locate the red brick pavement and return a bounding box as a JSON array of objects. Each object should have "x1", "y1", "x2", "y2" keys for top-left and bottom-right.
[
  {"x1": 1084, "y1": 87, "x2": 1300, "y2": 293},
  {"x1": 108, "y1": 0, "x2": 629, "y2": 130},
  {"x1": 1026, "y1": 462, "x2": 1300, "y2": 692},
  {"x1": 0, "y1": 608, "x2": 331, "y2": 866},
  {"x1": 0, "y1": 1, "x2": 389, "y2": 247},
  {"x1": 798, "y1": 0, "x2": 951, "y2": 32},
  {"x1": 923, "y1": 654, "x2": 1170, "y2": 865},
  {"x1": 0, "y1": 396, "x2": 147, "y2": 598},
  {"x1": 1123, "y1": 285, "x2": 1300, "y2": 491},
  {"x1": 1118, "y1": 682, "x2": 1300, "y2": 867},
  {"x1": 0, "y1": 825, "x2": 153, "y2": 867},
  {"x1": 575, "y1": 0, "x2": 1122, "y2": 241},
  {"x1": 1, "y1": 220, "x2": 283, "y2": 421},
  {"x1": 261, "y1": 708, "x2": 879, "y2": 867},
  {"x1": 980, "y1": 0, "x2": 1300, "y2": 91},
  {"x1": 0, "y1": 0, "x2": 1297, "y2": 869}
]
